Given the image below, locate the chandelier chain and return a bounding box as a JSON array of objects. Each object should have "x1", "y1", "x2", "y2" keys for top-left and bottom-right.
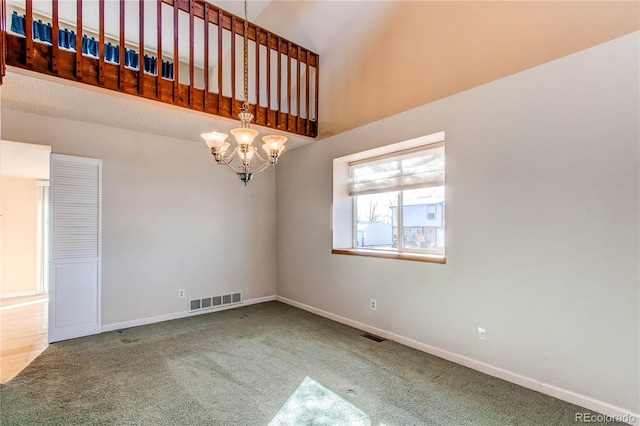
[
  {"x1": 243, "y1": 0, "x2": 249, "y2": 110},
  {"x1": 201, "y1": 0, "x2": 287, "y2": 185}
]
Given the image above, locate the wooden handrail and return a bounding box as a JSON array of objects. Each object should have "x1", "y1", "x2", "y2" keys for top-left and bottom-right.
[{"x1": 2, "y1": 0, "x2": 319, "y2": 137}]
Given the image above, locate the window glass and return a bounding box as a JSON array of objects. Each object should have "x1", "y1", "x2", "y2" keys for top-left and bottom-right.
[
  {"x1": 355, "y1": 191, "x2": 397, "y2": 249},
  {"x1": 354, "y1": 186, "x2": 444, "y2": 255},
  {"x1": 400, "y1": 187, "x2": 444, "y2": 253}
]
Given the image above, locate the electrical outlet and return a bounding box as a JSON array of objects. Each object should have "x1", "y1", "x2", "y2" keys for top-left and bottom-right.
[
  {"x1": 178, "y1": 289, "x2": 185, "y2": 299},
  {"x1": 370, "y1": 298, "x2": 377, "y2": 311},
  {"x1": 477, "y1": 325, "x2": 487, "y2": 340}
]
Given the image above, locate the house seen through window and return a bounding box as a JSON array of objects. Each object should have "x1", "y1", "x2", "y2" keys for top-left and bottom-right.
[{"x1": 351, "y1": 142, "x2": 445, "y2": 256}]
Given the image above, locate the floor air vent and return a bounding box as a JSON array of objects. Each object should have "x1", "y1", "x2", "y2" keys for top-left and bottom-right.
[
  {"x1": 362, "y1": 333, "x2": 386, "y2": 342},
  {"x1": 189, "y1": 292, "x2": 242, "y2": 312}
]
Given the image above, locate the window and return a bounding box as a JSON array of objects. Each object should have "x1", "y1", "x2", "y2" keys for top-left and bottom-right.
[
  {"x1": 350, "y1": 142, "x2": 444, "y2": 256},
  {"x1": 332, "y1": 132, "x2": 446, "y2": 263}
]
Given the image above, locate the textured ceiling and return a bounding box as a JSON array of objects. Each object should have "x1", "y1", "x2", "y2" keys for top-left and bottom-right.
[{"x1": 1, "y1": 69, "x2": 311, "y2": 150}]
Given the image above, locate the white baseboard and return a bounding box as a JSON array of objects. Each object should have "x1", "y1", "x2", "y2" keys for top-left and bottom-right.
[
  {"x1": 0, "y1": 290, "x2": 37, "y2": 299},
  {"x1": 276, "y1": 296, "x2": 640, "y2": 426},
  {"x1": 100, "y1": 295, "x2": 276, "y2": 333}
]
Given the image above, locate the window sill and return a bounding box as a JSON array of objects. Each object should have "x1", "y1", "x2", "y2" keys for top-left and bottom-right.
[{"x1": 331, "y1": 249, "x2": 446, "y2": 264}]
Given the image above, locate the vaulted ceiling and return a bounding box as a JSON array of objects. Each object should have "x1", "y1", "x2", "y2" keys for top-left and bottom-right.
[{"x1": 251, "y1": 1, "x2": 639, "y2": 139}]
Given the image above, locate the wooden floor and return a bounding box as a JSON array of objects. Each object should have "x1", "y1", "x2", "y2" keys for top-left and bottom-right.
[{"x1": 0, "y1": 294, "x2": 49, "y2": 383}]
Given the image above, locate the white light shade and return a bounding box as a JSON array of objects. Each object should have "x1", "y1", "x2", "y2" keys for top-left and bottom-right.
[
  {"x1": 238, "y1": 146, "x2": 255, "y2": 161},
  {"x1": 219, "y1": 142, "x2": 231, "y2": 155},
  {"x1": 231, "y1": 128, "x2": 259, "y2": 146},
  {"x1": 201, "y1": 132, "x2": 228, "y2": 148},
  {"x1": 262, "y1": 143, "x2": 286, "y2": 156},
  {"x1": 262, "y1": 135, "x2": 288, "y2": 151}
]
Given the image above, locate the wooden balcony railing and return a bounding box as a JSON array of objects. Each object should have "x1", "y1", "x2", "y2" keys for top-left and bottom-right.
[{"x1": 0, "y1": 0, "x2": 319, "y2": 138}]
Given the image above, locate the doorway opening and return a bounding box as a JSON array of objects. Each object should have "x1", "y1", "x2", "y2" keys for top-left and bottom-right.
[{"x1": 0, "y1": 140, "x2": 51, "y2": 383}]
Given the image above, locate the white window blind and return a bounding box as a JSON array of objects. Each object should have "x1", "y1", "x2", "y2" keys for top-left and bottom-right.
[{"x1": 349, "y1": 142, "x2": 444, "y2": 196}]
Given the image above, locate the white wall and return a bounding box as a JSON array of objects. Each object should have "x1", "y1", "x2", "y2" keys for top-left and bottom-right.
[
  {"x1": 0, "y1": 140, "x2": 51, "y2": 179},
  {"x1": 1, "y1": 108, "x2": 277, "y2": 326},
  {"x1": 276, "y1": 33, "x2": 639, "y2": 416},
  {"x1": 0, "y1": 177, "x2": 38, "y2": 296}
]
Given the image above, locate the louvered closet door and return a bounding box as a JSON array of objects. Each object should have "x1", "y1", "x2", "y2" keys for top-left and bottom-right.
[{"x1": 49, "y1": 154, "x2": 102, "y2": 343}]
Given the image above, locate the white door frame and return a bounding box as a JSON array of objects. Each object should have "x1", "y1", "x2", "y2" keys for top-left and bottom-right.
[{"x1": 36, "y1": 180, "x2": 50, "y2": 295}]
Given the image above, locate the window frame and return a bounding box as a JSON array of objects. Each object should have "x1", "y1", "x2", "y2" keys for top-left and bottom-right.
[{"x1": 332, "y1": 131, "x2": 446, "y2": 264}]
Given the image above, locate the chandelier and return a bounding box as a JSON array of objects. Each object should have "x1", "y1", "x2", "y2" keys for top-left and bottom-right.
[{"x1": 201, "y1": 0, "x2": 287, "y2": 185}]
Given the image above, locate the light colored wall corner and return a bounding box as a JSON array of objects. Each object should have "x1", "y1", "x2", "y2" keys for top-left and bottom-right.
[
  {"x1": 275, "y1": 32, "x2": 640, "y2": 415},
  {"x1": 1, "y1": 104, "x2": 277, "y2": 325},
  {"x1": 0, "y1": 177, "x2": 38, "y2": 295}
]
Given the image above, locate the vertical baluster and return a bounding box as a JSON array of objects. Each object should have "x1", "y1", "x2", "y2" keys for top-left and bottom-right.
[
  {"x1": 119, "y1": 0, "x2": 125, "y2": 89},
  {"x1": 286, "y1": 41, "x2": 291, "y2": 131},
  {"x1": 276, "y1": 37, "x2": 281, "y2": 128},
  {"x1": 217, "y1": 9, "x2": 222, "y2": 114},
  {"x1": 305, "y1": 49, "x2": 310, "y2": 136},
  {"x1": 203, "y1": 2, "x2": 209, "y2": 111},
  {"x1": 314, "y1": 54, "x2": 319, "y2": 136},
  {"x1": 51, "y1": 0, "x2": 59, "y2": 74},
  {"x1": 173, "y1": 0, "x2": 178, "y2": 103},
  {"x1": 138, "y1": 0, "x2": 144, "y2": 94},
  {"x1": 255, "y1": 27, "x2": 260, "y2": 120},
  {"x1": 266, "y1": 32, "x2": 271, "y2": 127},
  {"x1": 296, "y1": 45, "x2": 300, "y2": 133},
  {"x1": 188, "y1": 0, "x2": 194, "y2": 106},
  {"x1": 0, "y1": 0, "x2": 5, "y2": 83},
  {"x1": 156, "y1": 0, "x2": 162, "y2": 99},
  {"x1": 25, "y1": 0, "x2": 33, "y2": 68},
  {"x1": 218, "y1": 9, "x2": 223, "y2": 115},
  {"x1": 75, "y1": 0, "x2": 82, "y2": 78},
  {"x1": 230, "y1": 16, "x2": 236, "y2": 115},
  {"x1": 98, "y1": 0, "x2": 104, "y2": 84}
]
